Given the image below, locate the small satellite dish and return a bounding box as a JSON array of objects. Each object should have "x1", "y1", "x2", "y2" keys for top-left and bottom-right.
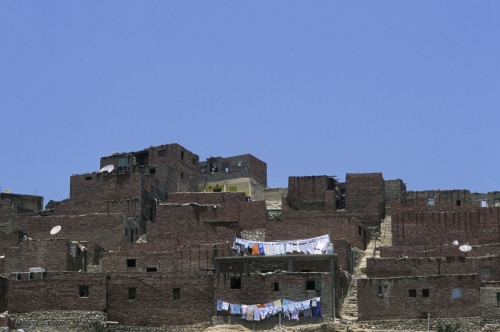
[
  {"x1": 0, "y1": 255, "x2": 4, "y2": 259},
  {"x1": 50, "y1": 225, "x2": 61, "y2": 235},
  {"x1": 459, "y1": 244, "x2": 472, "y2": 252},
  {"x1": 100, "y1": 164, "x2": 114, "y2": 173},
  {"x1": 452, "y1": 240, "x2": 459, "y2": 246}
]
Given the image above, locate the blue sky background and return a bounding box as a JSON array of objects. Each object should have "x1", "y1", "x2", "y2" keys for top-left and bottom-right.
[{"x1": 1, "y1": 1, "x2": 499, "y2": 205}]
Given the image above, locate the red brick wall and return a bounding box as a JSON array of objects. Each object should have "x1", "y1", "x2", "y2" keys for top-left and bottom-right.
[
  {"x1": 0, "y1": 232, "x2": 19, "y2": 256},
  {"x1": 345, "y1": 173, "x2": 385, "y2": 220},
  {"x1": 287, "y1": 176, "x2": 331, "y2": 210},
  {"x1": 380, "y1": 243, "x2": 500, "y2": 258},
  {"x1": 392, "y1": 207, "x2": 500, "y2": 246},
  {"x1": 106, "y1": 272, "x2": 213, "y2": 327},
  {"x1": 358, "y1": 274, "x2": 480, "y2": 320},
  {"x1": 403, "y1": 190, "x2": 472, "y2": 207},
  {"x1": 7, "y1": 272, "x2": 106, "y2": 313},
  {"x1": 367, "y1": 256, "x2": 500, "y2": 281}
]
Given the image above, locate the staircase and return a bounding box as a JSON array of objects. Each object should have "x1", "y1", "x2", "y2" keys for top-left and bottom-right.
[{"x1": 337, "y1": 216, "x2": 393, "y2": 330}]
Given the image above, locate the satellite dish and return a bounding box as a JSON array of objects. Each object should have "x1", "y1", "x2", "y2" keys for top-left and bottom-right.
[
  {"x1": 0, "y1": 255, "x2": 4, "y2": 259},
  {"x1": 459, "y1": 244, "x2": 472, "y2": 252},
  {"x1": 50, "y1": 225, "x2": 61, "y2": 235},
  {"x1": 452, "y1": 240, "x2": 459, "y2": 246},
  {"x1": 100, "y1": 164, "x2": 114, "y2": 173}
]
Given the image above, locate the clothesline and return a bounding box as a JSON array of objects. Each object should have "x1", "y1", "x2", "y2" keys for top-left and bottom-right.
[
  {"x1": 216, "y1": 297, "x2": 322, "y2": 322},
  {"x1": 234, "y1": 234, "x2": 331, "y2": 256}
]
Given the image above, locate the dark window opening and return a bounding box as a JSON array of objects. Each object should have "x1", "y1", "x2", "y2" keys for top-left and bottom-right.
[
  {"x1": 358, "y1": 226, "x2": 362, "y2": 235},
  {"x1": 146, "y1": 266, "x2": 158, "y2": 272},
  {"x1": 261, "y1": 269, "x2": 274, "y2": 273},
  {"x1": 77, "y1": 247, "x2": 81, "y2": 256},
  {"x1": 301, "y1": 268, "x2": 312, "y2": 272},
  {"x1": 173, "y1": 288, "x2": 181, "y2": 300},
  {"x1": 125, "y1": 228, "x2": 128, "y2": 237},
  {"x1": 85, "y1": 174, "x2": 92, "y2": 180},
  {"x1": 377, "y1": 284, "x2": 389, "y2": 297},
  {"x1": 150, "y1": 168, "x2": 155, "y2": 174},
  {"x1": 129, "y1": 287, "x2": 136, "y2": 299},
  {"x1": 127, "y1": 259, "x2": 136, "y2": 268},
  {"x1": 305, "y1": 280, "x2": 316, "y2": 291},
  {"x1": 181, "y1": 172, "x2": 184, "y2": 179},
  {"x1": 497, "y1": 292, "x2": 500, "y2": 303},
  {"x1": 409, "y1": 289, "x2": 417, "y2": 297},
  {"x1": 230, "y1": 277, "x2": 241, "y2": 289},
  {"x1": 422, "y1": 289, "x2": 429, "y2": 297},
  {"x1": 79, "y1": 285, "x2": 89, "y2": 297},
  {"x1": 16, "y1": 273, "x2": 21, "y2": 280},
  {"x1": 29, "y1": 272, "x2": 34, "y2": 280},
  {"x1": 272, "y1": 282, "x2": 279, "y2": 292},
  {"x1": 456, "y1": 200, "x2": 461, "y2": 206},
  {"x1": 42, "y1": 272, "x2": 47, "y2": 279},
  {"x1": 481, "y1": 266, "x2": 491, "y2": 278},
  {"x1": 181, "y1": 151, "x2": 184, "y2": 159},
  {"x1": 210, "y1": 162, "x2": 218, "y2": 172}
]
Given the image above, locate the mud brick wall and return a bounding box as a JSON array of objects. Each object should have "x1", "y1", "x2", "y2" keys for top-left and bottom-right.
[
  {"x1": 252, "y1": 187, "x2": 288, "y2": 202},
  {"x1": 149, "y1": 205, "x2": 240, "y2": 247},
  {"x1": 106, "y1": 272, "x2": 213, "y2": 327},
  {"x1": 287, "y1": 176, "x2": 332, "y2": 211},
  {"x1": 357, "y1": 274, "x2": 480, "y2": 321},
  {"x1": 9, "y1": 311, "x2": 107, "y2": 331},
  {"x1": 367, "y1": 256, "x2": 500, "y2": 280},
  {"x1": 345, "y1": 173, "x2": 385, "y2": 219},
  {"x1": 2, "y1": 239, "x2": 84, "y2": 273},
  {"x1": 331, "y1": 239, "x2": 353, "y2": 274},
  {"x1": 480, "y1": 286, "x2": 500, "y2": 319},
  {"x1": 384, "y1": 179, "x2": 406, "y2": 204},
  {"x1": 403, "y1": 190, "x2": 472, "y2": 207},
  {"x1": 70, "y1": 173, "x2": 143, "y2": 203},
  {"x1": 392, "y1": 208, "x2": 500, "y2": 246},
  {"x1": 0, "y1": 232, "x2": 19, "y2": 256},
  {"x1": 199, "y1": 154, "x2": 267, "y2": 187},
  {"x1": 7, "y1": 272, "x2": 106, "y2": 313},
  {"x1": 471, "y1": 192, "x2": 500, "y2": 208},
  {"x1": 101, "y1": 248, "x2": 220, "y2": 274},
  {"x1": 25, "y1": 213, "x2": 124, "y2": 251}
]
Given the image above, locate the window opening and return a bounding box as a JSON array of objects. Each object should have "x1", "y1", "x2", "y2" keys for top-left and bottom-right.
[
  {"x1": 230, "y1": 277, "x2": 241, "y2": 289},
  {"x1": 181, "y1": 172, "x2": 184, "y2": 179},
  {"x1": 145, "y1": 266, "x2": 158, "y2": 272},
  {"x1": 173, "y1": 288, "x2": 181, "y2": 300},
  {"x1": 79, "y1": 285, "x2": 89, "y2": 297},
  {"x1": 261, "y1": 269, "x2": 274, "y2": 273},
  {"x1": 42, "y1": 272, "x2": 47, "y2": 279},
  {"x1": 150, "y1": 168, "x2": 155, "y2": 174},
  {"x1": 409, "y1": 289, "x2": 417, "y2": 297},
  {"x1": 456, "y1": 200, "x2": 461, "y2": 206},
  {"x1": 301, "y1": 268, "x2": 312, "y2": 272},
  {"x1": 497, "y1": 292, "x2": 500, "y2": 304},
  {"x1": 481, "y1": 200, "x2": 489, "y2": 208},
  {"x1": 358, "y1": 226, "x2": 362, "y2": 235},
  {"x1": 272, "y1": 282, "x2": 279, "y2": 292},
  {"x1": 85, "y1": 174, "x2": 92, "y2": 180},
  {"x1": 422, "y1": 289, "x2": 429, "y2": 297},
  {"x1": 452, "y1": 287, "x2": 463, "y2": 298},
  {"x1": 127, "y1": 259, "x2": 136, "y2": 268},
  {"x1": 181, "y1": 151, "x2": 184, "y2": 159},
  {"x1": 16, "y1": 273, "x2": 21, "y2": 280},
  {"x1": 377, "y1": 284, "x2": 389, "y2": 297},
  {"x1": 29, "y1": 272, "x2": 34, "y2": 280},
  {"x1": 427, "y1": 198, "x2": 435, "y2": 206},
  {"x1": 481, "y1": 266, "x2": 491, "y2": 278},
  {"x1": 495, "y1": 198, "x2": 500, "y2": 207},
  {"x1": 129, "y1": 288, "x2": 136, "y2": 299},
  {"x1": 225, "y1": 166, "x2": 229, "y2": 172},
  {"x1": 305, "y1": 280, "x2": 320, "y2": 291}
]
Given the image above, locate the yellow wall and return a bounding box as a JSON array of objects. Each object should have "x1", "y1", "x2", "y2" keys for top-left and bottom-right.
[{"x1": 199, "y1": 178, "x2": 252, "y2": 196}]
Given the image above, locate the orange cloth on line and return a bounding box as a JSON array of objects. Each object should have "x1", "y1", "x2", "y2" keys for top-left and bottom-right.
[{"x1": 252, "y1": 243, "x2": 260, "y2": 255}]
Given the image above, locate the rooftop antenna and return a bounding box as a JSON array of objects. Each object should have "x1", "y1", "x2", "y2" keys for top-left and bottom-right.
[
  {"x1": 50, "y1": 225, "x2": 62, "y2": 235},
  {"x1": 100, "y1": 164, "x2": 114, "y2": 173}
]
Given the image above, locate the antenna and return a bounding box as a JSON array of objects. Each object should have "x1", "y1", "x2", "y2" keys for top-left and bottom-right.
[
  {"x1": 100, "y1": 164, "x2": 114, "y2": 173},
  {"x1": 50, "y1": 225, "x2": 62, "y2": 235}
]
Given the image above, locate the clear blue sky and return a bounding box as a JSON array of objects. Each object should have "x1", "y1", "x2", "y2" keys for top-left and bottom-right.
[{"x1": 1, "y1": 1, "x2": 499, "y2": 205}]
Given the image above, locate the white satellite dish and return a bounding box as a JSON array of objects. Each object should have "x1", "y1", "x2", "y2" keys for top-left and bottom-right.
[
  {"x1": 452, "y1": 240, "x2": 459, "y2": 246},
  {"x1": 50, "y1": 225, "x2": 61, "y2": 235},
  {"x1": 459, "y1": 244, "x2": 472, "y2": 252},
  {"x1": 100, "y1": 164, "x2": 114, "y2": 173}
]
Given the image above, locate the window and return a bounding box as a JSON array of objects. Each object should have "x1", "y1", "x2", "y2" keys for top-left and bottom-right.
[
  {"x1": 427, "y1": 198, "x2": 435, "y2": 206},
  {"x1": 408, "y1": 289, "x2": 417, "y2": 297},
  {"x1": 481, "y1": 266, "x2": 491, "y2": 278},
  {"x1": 301, "y1": 268, "x2": 312, "y2": 272},
  {"x1": 85, "y1": 174, "x2": 92, "y2": 180},
  {"x1": 173, "y1": 288, "x2": 180, "y2": 300},
  {"x1": 118, "y1": 157, "x2": 128, "y2": 167},
  {"x1": 79, "y1": 285, "x2": 89, "y2": 297},
  {"x1": 272, "y1": 282, "x2": 279, "y2": 292},
  {"x1": 149, "y1": 168, "x2": 155, "y2": 174},
  {"x1": 145, "y1": 266, "x2": 158, "y2": 272},
  {"x1": 422, "y1": 289, "x2": 429, "y2": 297},
  {"x1": 481, "y1": 200, "x2": 489, "y2": 208},
  {"x1": 230, "y1": 277, "x2": 241, "y2": 289},
  {"x1": 377, "y1": 284, "x2": 389, "y2": 297},
  {"x1": 456, "y1": 200, "x2": 461, "y2": 206},
  {"x1": 497, "y1": 292, "x2": 500, "y2": 304},
  {"x1": 358, "y1": 226, "x2": 362, "y2": 235},
  {"x1": 201, "y1": 166, "x2": 207, "y2": 174},
  {"x1": 128, "y1": 288, "x2": 136, "y2": 300},
  {"x1": 181, "y1": 172, "x2": 184, "y2": 179},
  {"x1": 225, "y1": 166, "x2": 229, "y2": 172},
  {"x1": 229, "y1": 186, "x2": 237, "y2": 192},
  {"x1": 28, "y1": 272, "x2": 34, "y2": 280},
  {"x1": 127, "y1": 259, "x2": 136, "y2": 268},
  {"x1": 16, "y1": 273, "x2": 21, "y2": 281},
  {"x1": 452, "y1": 287, "x2": 462, "y2": 299},
  {"x1": 306, "y1": 280, "x2": 321, "y2": 291},
  {"x1": 495, "y1": 198, "x2": 500, "y2": 207},
  {"x1": 181, "y1": 151, "x2": 184, "y2": 159}
]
